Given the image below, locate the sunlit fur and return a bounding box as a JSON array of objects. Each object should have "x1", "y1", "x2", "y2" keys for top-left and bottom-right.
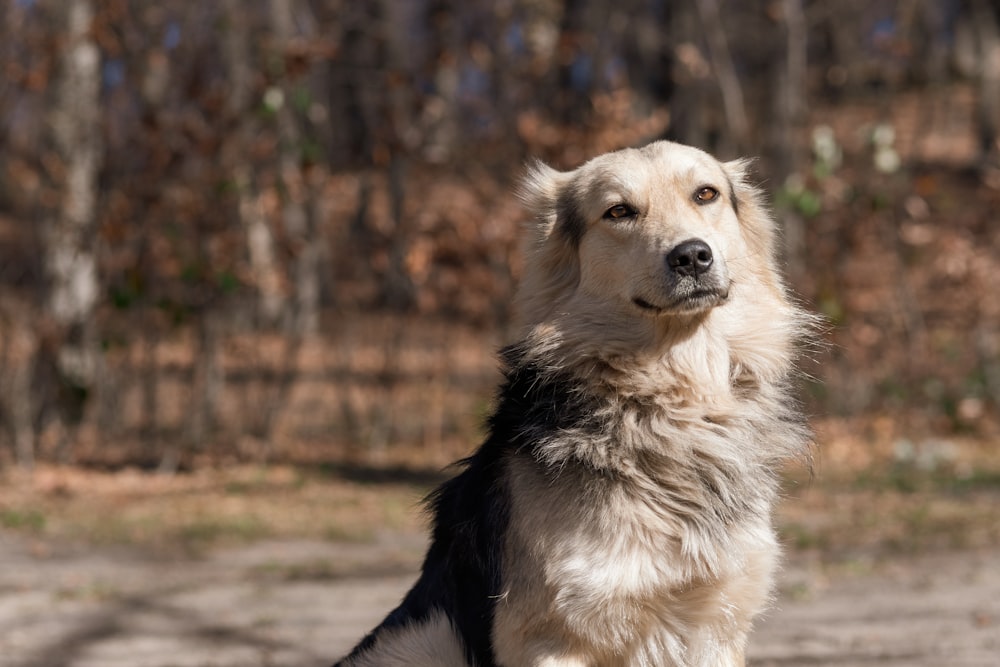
[
  {"x1": 334, "y1": 141, "x2": 813, "y2": 667},
  {"x1": 338, "y1": 611, "x2": 469, "y2": 667}
]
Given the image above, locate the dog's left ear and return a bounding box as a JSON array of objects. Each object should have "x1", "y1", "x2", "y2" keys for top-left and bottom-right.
[
  {"x1": 722, "y1": 158, "x2": 780, "y2": 262},
  {"x1": 722, "y1": 158, "x2": 756, "y2": 216}
]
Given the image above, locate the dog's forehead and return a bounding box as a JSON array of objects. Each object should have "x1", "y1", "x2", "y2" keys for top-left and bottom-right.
[
  {"x1": 638, "y1": 141, "x2": 726, "y2": 180},
  {"x1": 576, "y1": 142, "x2": 726, "y2": 203}
]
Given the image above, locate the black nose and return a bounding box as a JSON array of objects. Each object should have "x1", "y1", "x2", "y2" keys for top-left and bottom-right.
[{"x1": 666, "y1": 239, "x2": 714, "y2": 278}]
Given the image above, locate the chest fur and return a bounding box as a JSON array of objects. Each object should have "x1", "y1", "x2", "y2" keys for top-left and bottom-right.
[{"x1": 493, "y1": 453, "x2": 778, "y2": 665}]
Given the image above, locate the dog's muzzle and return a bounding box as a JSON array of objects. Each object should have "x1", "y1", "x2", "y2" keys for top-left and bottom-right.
[{"x1": 632, "y1": 238, "x2": 729, "y2": 314}]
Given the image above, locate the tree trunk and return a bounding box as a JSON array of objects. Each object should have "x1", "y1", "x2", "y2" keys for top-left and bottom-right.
[
  {"x1": 383, "y1": 154, "x2": 413, "y2": 309},
  {"x1": 221, "y1": 0, "x2": 285, "y2": 326},
  {"x1": 0, "y1": 309, "x2": 38, "y2": 470},
  {"x1": 774, "y1": 0, "x2": 808, "y2": 285},
  {"x1": 175, "y1": 311, "x2": 223, "y2": 470},
  {"x1": 243, "y1": 0, "x2": 327, "y2": 443},
  {"x1": 271, "y1": 0, "x2": 322, "y2": 334},
  {"x1": 328, "y1": 0, "x2": 379, "y2": 168},
  {"x1": 973, "y1": 0, "x2": 1000, "y2": 166},
  {"x1": 39, "y1": 0, "x2": 102, "y2": 461},
  {"x1": 665, "y1": 4, "x2": 713, "y2": 149},
  {"x1": 46, "y1": 0, "x2": 101, "y2": 328},
  {"x1": 553, "y1": 0, "x2": 594, "y2": 125},
  {"x1": 695, "y1": 0, "x2": 749, "y2": 155},
  {"x1": 378, "y1": 0, "x2": 415, "y2": 310}
]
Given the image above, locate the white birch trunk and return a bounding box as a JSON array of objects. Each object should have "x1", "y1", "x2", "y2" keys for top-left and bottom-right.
[
  {"x1": 46, "y1": 0, "x2": 100, "y2": 331},
  {"x1": 222, "y1": 0, "x2": 286, "y2": 325},
  {"x1": 270, "y1": 0, "x2": 321, "y2": 336},
  {"x1": 37, "y1": 0, "x2": 102, "y2": 460}
]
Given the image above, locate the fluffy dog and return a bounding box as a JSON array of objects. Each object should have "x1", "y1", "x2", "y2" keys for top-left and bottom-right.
[{"x1": 334, "y1": 141, "x2": 813, "y2": 667}]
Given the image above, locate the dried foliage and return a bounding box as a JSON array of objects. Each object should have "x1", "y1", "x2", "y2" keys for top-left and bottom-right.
[{"x1": 1, "y1": 0, "x2": 1000, "y2": 469}]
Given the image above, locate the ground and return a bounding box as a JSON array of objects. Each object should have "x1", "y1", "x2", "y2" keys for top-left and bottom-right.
[
  {"x1": 0, "y1": 458, "x2": 998, "y2": 667},
  {"x1": 2, "y1": 531, "x2": 999, "y2": 666}
]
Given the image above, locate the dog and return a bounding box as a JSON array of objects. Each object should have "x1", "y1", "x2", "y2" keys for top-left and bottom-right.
[{"x1": 334, "y1": 141, "x2": 813, "y2": 666}]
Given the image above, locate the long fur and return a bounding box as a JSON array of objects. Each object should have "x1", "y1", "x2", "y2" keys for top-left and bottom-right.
[{"x1": 334, "y1": 141, "x2": 813, "y2": 667}]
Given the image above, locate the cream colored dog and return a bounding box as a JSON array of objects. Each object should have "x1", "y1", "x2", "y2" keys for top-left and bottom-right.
[{"x1": 334, "y1": 141, "x2": 812, "y2": 667}]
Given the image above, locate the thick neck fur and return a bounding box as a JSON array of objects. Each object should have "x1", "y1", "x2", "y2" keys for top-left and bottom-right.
[
  {"x1": 505, "y1": 290, "x2": 811, "y2": 484},
  {"x1": 517, "y1": 283, "x2": 802, "y2": 399}
]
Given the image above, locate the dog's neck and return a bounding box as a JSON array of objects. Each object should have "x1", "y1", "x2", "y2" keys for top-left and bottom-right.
[
  {"x1": 503, "y1": 312, "x2": 809, "y2": 478},
  {"x1": 515, "y1": 273, "x2": 809, "y2": 403},
  {"x1": 514, "y1": 311, "x2": 766, "y2": 406}
]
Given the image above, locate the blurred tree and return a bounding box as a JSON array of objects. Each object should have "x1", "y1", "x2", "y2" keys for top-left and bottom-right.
[
  {"x1": 223, "y1": 0, "x2": 285, "y2": 326},
  {"x1": 971, "y1": 0, "x2": 1000, "y2": 167},
  {"x1": 35, "y1": 0, "x2": 102, "y2": 465},
  {"x1": 771, "y1": 0, "x2": 809, "y2": 284}
]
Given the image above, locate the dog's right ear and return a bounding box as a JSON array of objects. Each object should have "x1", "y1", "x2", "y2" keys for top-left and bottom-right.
[
  {"x1": 517, "y1": 160, "x2": 573, "y2": 241},
  {"x1": 514, "y1": 160, "x2": 582, "y2": 328},
  {"x1": 518, "y1": 159, "x2": 563, "y2": 207}
]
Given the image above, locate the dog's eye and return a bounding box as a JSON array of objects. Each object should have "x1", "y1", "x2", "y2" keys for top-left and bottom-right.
[
  {"x1": 603, "y1": 204, "x2": 636, "y2": 220},
  {"x1": 694, "y1": 186, "x2": 719, "y2": 204}
]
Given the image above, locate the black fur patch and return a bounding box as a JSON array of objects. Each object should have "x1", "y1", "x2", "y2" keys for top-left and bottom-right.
[
  {"x1": 334, "y1": 345, "x2": 588, "y2": 667},
  {"x1": 555, "y1": 186, "x2": 587, "y2": 246}
]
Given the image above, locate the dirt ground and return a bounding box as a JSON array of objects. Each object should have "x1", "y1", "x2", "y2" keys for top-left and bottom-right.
[{"x1": 2, "y1": 529, "x2": 998, "y2": 667}]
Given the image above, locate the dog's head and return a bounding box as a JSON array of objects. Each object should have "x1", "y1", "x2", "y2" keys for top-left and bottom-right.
[{"x1": 516, "y1": 141, "x2": 791, "y2": 364}]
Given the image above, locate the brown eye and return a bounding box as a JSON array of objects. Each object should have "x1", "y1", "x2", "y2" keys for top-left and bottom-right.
[
  {"x1": 603, "y1": 204, "x2": 636, "y2": 220},
  {"x1": 694, "y1": 186, "x2": 719, "y2": 204}
]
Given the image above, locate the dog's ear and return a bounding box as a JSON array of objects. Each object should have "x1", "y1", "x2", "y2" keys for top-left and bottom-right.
[
  {"x1": 517, "y1": 160, "x2": 573, "y2": 237},
  {"x1": 518, "y1": 160, "x2": 563, "y2": 209},
  {"x1": 721, "y1": 158, "x2": 756, "y2": 215},
  {"x1": 514, "y1": 160, "x2": 582, "y2": 327},
  {"x1": 519, "y1": 160, "x2": 587, "y2": 248},
  {"x1": 723, "y1": 158, "x2": 778, "y2": 254}
]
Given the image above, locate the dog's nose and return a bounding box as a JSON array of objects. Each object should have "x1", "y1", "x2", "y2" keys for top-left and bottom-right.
[{"x1": 666, "y1": 239, "x2": 714, "y2": 278}]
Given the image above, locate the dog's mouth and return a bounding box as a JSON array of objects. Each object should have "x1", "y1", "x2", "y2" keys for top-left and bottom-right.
[
  {"x1": 632, "y1": 288, "x2": 730, "y2": 315},
  {"x1": 632, "y1": 297, "x2": 663, "y2": 312}
]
